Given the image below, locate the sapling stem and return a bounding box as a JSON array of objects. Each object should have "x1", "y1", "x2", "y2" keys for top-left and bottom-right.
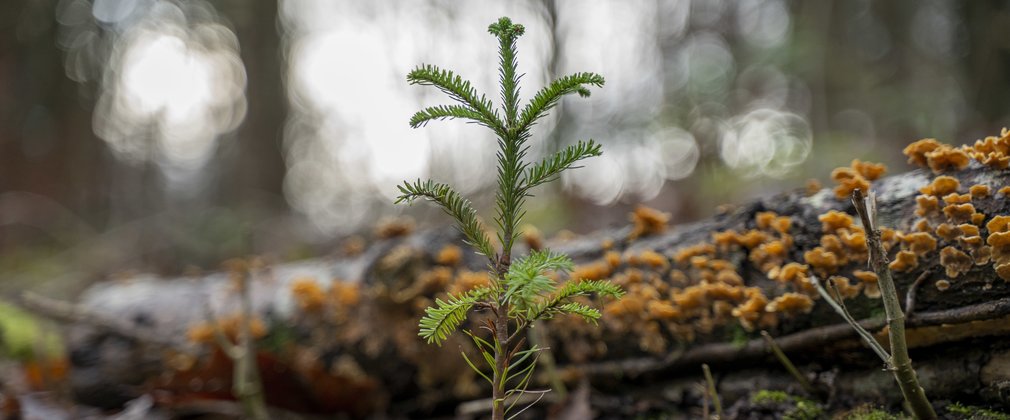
[{"x1": 851, "y1": 189, "x2": 936, "y2": 420}]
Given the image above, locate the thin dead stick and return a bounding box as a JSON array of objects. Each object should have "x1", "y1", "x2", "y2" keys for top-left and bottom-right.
[
  {"x1": 905, "y1": 270, "x2": 931, "y2": 319},
  {"x1": 701, "y1": 363, "x2": 721, "y2": 419},
  {"x1": 528, "y1": 322, "x2": 566, "y2": 399},
  {"x1": 811, "y1": 276, "x2": 890, "y2": 363},
  {"x1": 852, "y1": 189, "x2": 936, "y2": 419},
  {"x1": 206, "y1": 263, "x2": 269, "y2": 420},
  {"x1": 760, "y1": 330, "x2": 816, "y2": 396},
  {"x1": 700, "y1": 383, "x2": 709, "y2": 419},
  {"x1": 456, "y1": 391, "x2": 552, "y2": 417}
]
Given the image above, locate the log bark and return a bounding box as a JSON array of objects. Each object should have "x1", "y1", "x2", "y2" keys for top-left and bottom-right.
[{"x1": 33, "y1": 163, "x2": 1010, "y2": 417}]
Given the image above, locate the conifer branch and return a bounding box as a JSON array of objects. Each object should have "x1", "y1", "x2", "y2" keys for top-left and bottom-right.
[
  {"x1": 503, "y1": 250, "x2": 573, "y2": 312},
  {"x1": 518, "y1": 72, "x2": 605, "y2": 132},
  {"x1": 410, "y1": 104, "x2": 500, "y2": 130},
  {"x1": 554, "y1": 302, "x2": 602, "y2": 324},
  {"x1": 395, "y1": 179, "x2": 496, "y2": 262},
  {"x1": 528, "y1": 279, "x2": 624, "y2": 322},
  {"x1": 523, "y1": 140, "x2": 602, "y2": 191},
  {"x1": 407, "y1": 65, "x2": 505, "y2": 134},
  {"x1": 419, "y1": 287, "x2": 495, "y2": 346}
]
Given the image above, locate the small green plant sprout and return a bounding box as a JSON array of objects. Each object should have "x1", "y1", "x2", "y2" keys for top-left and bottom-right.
[{"x1": 395, "y1": 16, "x2": 624, "y2": 420}]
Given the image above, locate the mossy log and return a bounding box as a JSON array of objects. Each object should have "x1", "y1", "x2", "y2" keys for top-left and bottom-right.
[{"x1": 42, "y1": 159, "x2": 1010, "y2": 418}]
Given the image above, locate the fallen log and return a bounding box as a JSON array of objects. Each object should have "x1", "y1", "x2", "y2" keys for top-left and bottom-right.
[{"x1": 27, "y1": 134, "x2": 1010, "y2": 417}]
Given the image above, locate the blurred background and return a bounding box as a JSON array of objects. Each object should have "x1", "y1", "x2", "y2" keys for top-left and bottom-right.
[{"x1": 3, "y1": 0, "x2": 1010, "y2": 296}]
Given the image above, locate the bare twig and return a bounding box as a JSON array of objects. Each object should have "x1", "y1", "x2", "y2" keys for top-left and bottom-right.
[
  {"x1": 700, "y1": 383, "x2": 709, "y2": 419},
  {"x1": 905, "y1": 270, "x2": 932, "y2": 319},
  {"x1": 456, "y1": 391, "x2": 554, "y2": 417},
  {"x1": 701, "y1": 364, "x2": 721, "y2": 419},
  {"x1": 206, "y1": 264, "x2": 269, "y2": 420},
  {"x1": 851, "y1": 189, "x2": 936, "y2": 419},
  {"x1": 528, "y1": 322, "x2": 566, "y2": 399},
  {"x1": 761, "y1": 330, "x2": 817, "y2": 396},
  {"x1": 811, "y1": 276, "x2": 891, "y2": 364}
]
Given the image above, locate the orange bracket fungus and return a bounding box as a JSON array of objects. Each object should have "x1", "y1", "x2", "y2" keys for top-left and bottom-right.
[
  {"x1": 939, "y1": 246, "x2": 972, "y2": 278},
  {"x1": 629, "y1": 205, "x2": 671, "y2": 240}
]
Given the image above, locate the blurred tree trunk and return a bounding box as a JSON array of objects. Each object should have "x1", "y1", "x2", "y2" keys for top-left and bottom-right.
[
  {"x1": 0, "y1": 0, "x2": 109, "y2": 252},
  {"x1": 963, "y1": 1, "x2": 1010, "y2": 133},
  {"x1": 217, "y1": 0, "x2": 288, "y2": 213}
]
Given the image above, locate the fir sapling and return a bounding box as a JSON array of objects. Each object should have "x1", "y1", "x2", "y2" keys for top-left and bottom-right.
[{"x1": 395, "y1": 16, "x2": 624, "y2": 420}]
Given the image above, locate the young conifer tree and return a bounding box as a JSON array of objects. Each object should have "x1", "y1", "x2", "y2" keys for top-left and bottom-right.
[{"x1": 395, "y1": 16, "x2": 623, "y2": 420}]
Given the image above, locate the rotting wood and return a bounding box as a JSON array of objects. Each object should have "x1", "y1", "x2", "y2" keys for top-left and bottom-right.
[{"x1": 24, "y1": 156, "x2": 1010, "y2": 416}]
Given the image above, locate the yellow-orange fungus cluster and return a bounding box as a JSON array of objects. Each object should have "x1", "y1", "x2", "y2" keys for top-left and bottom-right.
[
  {"x1": 987, "y1": 215, "x2": 1010, "y2": 280},
  {"x1": 970, "y1": 184, "x2": 991, "y2": 199},
  {"x1": 889, "y1": 250, "x2": 919, "y2": 272},
  {"x1": 331, "y1": 282, "x2": 362, "y2": 307},
  {"x1": 943, "y1": 193, "x2": 972, "y2": 205},
  {"x1": 804, "y1": 248, "x2": 839, "y2": 275},
  {"x1": 522, "y1": 225, "x2": 543, "y2": 251},
  {"x1": 647, "y1": 300, "x2": 681, "y2": 320},
  {"x1": 940, "y1": 247, "x2": 972, "y2": 278},
  {"x1": 797, "y1": 210, "x2": 874, "y2": 284},
  {"x1": 916, "y1": 195, "x2": 940, "y2": 217},
  {"x1": 374, "y1": 217, "x2": 415, "y2": 239},
  {"x1": 635, "y1": 250, "x2": 669, "y2": 269},
  {"x1": 906, "y1": 165, "x2": 1006, "y2": 283},
  {"x1": 418, "y1": 267, "x2": 453, "y2": 290},
  {"x1": 935, "y1": 279, "x2": 951, "y2": 291},
  {"x1": 853, "y1": 270, "x2": 881, "y2": 298},
  {"x1": 601, "y1": 239, "x2": 614, "y2": 250},
  {"x1": 943, "y1": 203, "x2": 976, "y2": 223},
  {"x1": 448, "y1": 270, "x2": 491, "y2": 294},
  {"x1": 674, "y1": 243, "x2": 717, "y2": 264},
  {"x1": 591, "y1": 209, "x2": 835, "y2": 353},
  {"x1": 819, "y1": 210, "x2": 853, "y2": 232},
  {"x1": 920, "y1": 175, "x2": 960, "y2": 197},
  {"x1": 765, "y1": 293, "x2": 814, "y2": 316},
  {"x1": 571, "y1": 261, "x2": 612, "y2": 282},
  {"x1": 435, "y1": 244, "x2": 463, "y2": 266},
  {"x1": 902, "y1": 232, "x2": 937, "y2": 255},
  {"x1": 288, "y1": 277, "x2": 363, "y2": 317},
  {"x1": 628, "y1": 205, "x2": 670, "y2": 240},
  {"x1": 830, "y1": 276, "x2": 863, "y2": 299},
  {"x1": 185, "y1": 323, "x2": 215, "y2": 344},
  {"x1": 292, "y1": 277, "x2": 327, "y2": 313},
  {"x1": 187, "y1": 315, "x2": 268, "y2": 345},
  {"x1": 903, "y1": 138, "x2": 971, "y2": 173},
  {"x1": 805, "y1": 179, "x2": 822, "y2": 196},
  {"x1": 830, "y1": 159, "x2": 886, "y2": 199},
  {"x1": 966, "y1": 128, "x2": 1010, "y2": 169}
]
